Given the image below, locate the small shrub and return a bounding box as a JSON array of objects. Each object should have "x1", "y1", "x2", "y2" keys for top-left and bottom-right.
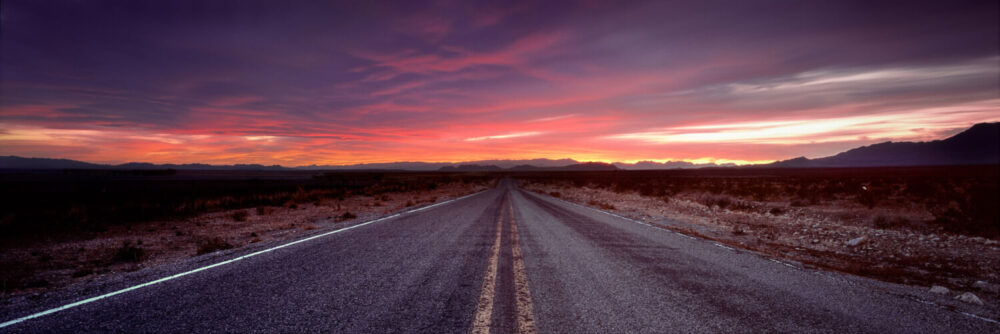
[
  {"x1": 405, "y1": 200, "x2": 415, "y2": 207},
  {"x1": 112, "y1": 242, "x2": 144, "y2": 263},
  {"x1": 339, "y1": 212, "x2": 357, "y2": 221},
  {"x1": 24, "y1": 279, "x2": 49, "y2": 288},
  {"x1": 871, "y1": 215, "x2": 893, "y2": 229},
  {"x1": 231, "y1": 210, "x2": 249, "y2": 222},
  {"x1": 196, "y1": 237, "x2": 233, "y2": 255},
  {"x1": 730, "y1": 200, "x2": 755, "y2": 212},
  {"x1": 856, "y1": 191, "x2": 878, "y2": 209},
  {"x1": 699, "y1": 194, "x2": 732, "y2": 209},
  {"x1": 292, "y1": 186, "x2": 309, "y2": 202},
  {"x1": 549, "y1": 191, "x2": 562, "y2": 198},
  {"x1": 256, "y1": 206, "x2": 275, "y2": 215},
  {"x1": 587, "y1": 199, "x2": 616, "y2": 210},
  {"x1": 768, "y1": 207, "x2": 786, "y2": 215},
  {"x1": 889, "y1": 217, "x2": 911, "y2": 229},
  {"x1": 72, "y1": 268, "x2": 94, "y2": 278},
  {"x1": 872, "y1": 215, "x2": 910, "y2": 229}
]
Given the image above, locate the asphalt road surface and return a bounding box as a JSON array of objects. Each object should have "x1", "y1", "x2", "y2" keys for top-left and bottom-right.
[{"x1": 2, "y1": 179, "x2": 996, "y2": 333}]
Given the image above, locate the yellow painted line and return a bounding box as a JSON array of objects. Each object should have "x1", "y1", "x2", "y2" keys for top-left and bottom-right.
[
  {"x1": 471, "y1": 201, "x2": 505, "y2": 334},
  {"x1": 508, "y1": 200, "x2": 538, "y2": 334}
]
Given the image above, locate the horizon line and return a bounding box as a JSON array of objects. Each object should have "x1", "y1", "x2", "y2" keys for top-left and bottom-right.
[{"x1": 1, "y1": 155, "x2": 770, "y2": 169}]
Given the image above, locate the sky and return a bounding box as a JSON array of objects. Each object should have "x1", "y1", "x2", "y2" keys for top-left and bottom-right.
[{"x1": 1, "y1": 0, "x2": 998, "y2": 166}]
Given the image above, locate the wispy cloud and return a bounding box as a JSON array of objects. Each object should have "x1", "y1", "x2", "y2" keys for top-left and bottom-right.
[
  {"x1": 1, "y1": 1, "x2": 996, "y2": 165},
  {"x1": 660, "y1": 57, "x2": 1000, "y2": 113},
  {"x1": 607, "y1": 99, "x2": 1000, "y2": 145},
  {"x1": 721, "y1": 57, "x2": 997, "y2": 97},
  {"x1": 527, "y1": 114, "x2": 576, "y2": 123},
  {"x1": 464, "y1": 131, "x2": 542, "y2": 141}
]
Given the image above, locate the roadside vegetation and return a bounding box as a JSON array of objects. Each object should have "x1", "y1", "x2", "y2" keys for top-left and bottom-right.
[
  {"x1": 517, "y1": 166, "x2": 998, "y2": 238},
  {"x1": 516, "y1": 166, "x2": 1000, "y2": 308},
  {"x1": 0, "y1": 170, "x2": 495, "y2": 297}
]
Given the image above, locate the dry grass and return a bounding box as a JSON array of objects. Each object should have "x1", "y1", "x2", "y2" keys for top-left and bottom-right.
[
  {"x1": 255, "y1": 206, "x2": 275, "y2": 216},
  {"x1": 111, "y1": 242, "x2": 145, "y2": 263},
  {"x1": 0, "y1": 171, "x2": 494, "y2": 297},
  {"x1": 517, "y1": 166, "x2": 1000, "y2": 310},
  {"x1": 588, "y1": 199, "x2": 616, "y2": 210},
  {"x1": 516, "y1": 166, "x2": 999, "y2": 238},
  {"x1": 337, "y1": 212, "x2": 357, "y2": 221},
  {"x1": 0, "y1": 171, "x2": 496, "y2": 240},
  {"x1": 196, "y1": 237, "x2": 234, "y2": 255},
  {"x1": 231, "y1": 210, "x2": 249, "y2": 222}
]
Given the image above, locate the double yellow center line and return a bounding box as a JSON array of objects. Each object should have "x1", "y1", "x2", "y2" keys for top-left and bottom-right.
[
  {"x1": 508, "y1": 199, "x2": 538, "y2": 333},
  {"x1": 471, "y1": 200, "x2": 504, "y2": 333},
  {"x1": 470, "y1": 196, "x2": 537, "y2": 334}
]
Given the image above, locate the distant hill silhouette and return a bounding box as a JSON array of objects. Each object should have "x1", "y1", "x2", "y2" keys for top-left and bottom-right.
[
  {"x1": 440, "y1": 162, "x2": 619, "y2": 171},
  {"x1": 0, "y1": 156, "x2": 288, "y2": 171},
  {"x1": 437, "y1": 164, "x2": 504, "y2": 171},
  {"x1": 0, "y1": 156, "x2": 620, "y2": 171},
  {"x1": 296, "y1": 158, "x2": 581, "y2": 171},
  {"x1": 557, "y1": 162, "x2": 619, "y2": 171},
  {"x1": 506, "y1": 164, "x2": 544, "y2": 171},
  {"x1": 613, "y1": 160, "x2": 736, "y2": 170},
  {"x1": 769, "y1": 122, "x2": 1000, "y2": 167},
  {"x1": 0, "y1": 156, "x2": 104, "y2": 169},
  {"x1": 507, "y1": 163, "x2": 620, "y2": 171}
]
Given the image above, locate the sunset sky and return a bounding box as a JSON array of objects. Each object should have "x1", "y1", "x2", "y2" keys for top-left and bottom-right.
[{"x1": 1, "y1": 1, "x2": 998, "y2": 166}]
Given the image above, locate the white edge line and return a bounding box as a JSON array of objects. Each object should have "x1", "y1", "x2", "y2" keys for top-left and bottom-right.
[
  {"x1": 529, "y1": 190, "x2": 1000, "y2": 326},
  {"x1": 0, "y1": 190, "x2": 485, "y2": 329},
  {"x1": 959, "y1": 311, "x2": 1000, "y2": 325},
  {"x1": 713, "y1": 243, "x2": 735, "y2": 251}
]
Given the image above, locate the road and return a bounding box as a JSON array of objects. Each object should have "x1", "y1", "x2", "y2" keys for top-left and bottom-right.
[{"x1": 1, "y1": 179, "x2": 996, "y2": 333}]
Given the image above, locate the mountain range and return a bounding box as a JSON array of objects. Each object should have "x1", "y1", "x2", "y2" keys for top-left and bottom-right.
[
  {"x1": 767, "y1": 122, "x2": 999, "y2": 167},
  {"x1": 2, "y1": 122, "x2": 996, "y2": 171}
]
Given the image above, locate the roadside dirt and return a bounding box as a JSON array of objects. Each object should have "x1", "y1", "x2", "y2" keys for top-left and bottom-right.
[
  {"x1": 520, "y1": 180, "x2": 1000, "y2": 317},
  {"x1": 0, "y1": 181, "x2": 489, "y2": 301}
]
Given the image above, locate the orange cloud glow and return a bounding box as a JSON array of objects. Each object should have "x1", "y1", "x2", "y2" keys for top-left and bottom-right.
[{"x1": 2, "y1": 2, "x2": 997, "y2": 166}]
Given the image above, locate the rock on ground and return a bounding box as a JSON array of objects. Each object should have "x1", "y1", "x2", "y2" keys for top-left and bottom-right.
[
  {"x1": 955, "y1": 292, "x2": 985, "y2": 306},
  {"x1": 846, "y1": 236, "x2": 867, "y2": 247},
  {"x1": 929, "y1": 285, "x2": 950, "y2": 294}
]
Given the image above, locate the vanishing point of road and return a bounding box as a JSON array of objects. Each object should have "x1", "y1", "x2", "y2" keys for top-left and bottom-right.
[{"x1": 1, "y1": 179, "x2": 996, "y2": 333}]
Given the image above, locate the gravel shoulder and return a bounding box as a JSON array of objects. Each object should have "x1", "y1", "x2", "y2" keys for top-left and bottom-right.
[
  {"x1": 519, "y1": 180, "x2": 1000, "y2": 320},
  {"x1": 0, "y1": 181, "x2": 490, "y2": 304}
]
